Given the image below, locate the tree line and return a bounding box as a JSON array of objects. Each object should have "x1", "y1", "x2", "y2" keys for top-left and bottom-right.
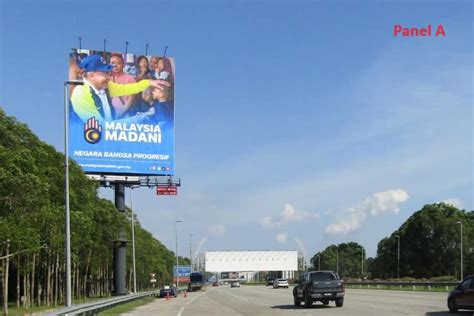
[
  {"x1": 0, "y1": 108, "x2": 186, "y2": 311},
  {"x1": 310, "y1": 203, "x2": 473, "y2": 280}
]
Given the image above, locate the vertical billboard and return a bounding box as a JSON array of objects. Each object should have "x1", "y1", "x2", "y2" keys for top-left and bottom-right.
[{"x1": 68, "y1": 49, "x2": 175, "y2": 175}]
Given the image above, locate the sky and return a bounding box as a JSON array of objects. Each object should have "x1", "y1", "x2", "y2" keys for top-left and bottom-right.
[{"x1": 0, "y1": 0, "x2": 472, "y2": 261}]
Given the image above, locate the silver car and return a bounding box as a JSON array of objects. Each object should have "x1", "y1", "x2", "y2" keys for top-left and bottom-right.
[{"x1": 273, "y1": 278, "x2": 289, "y2": 289}]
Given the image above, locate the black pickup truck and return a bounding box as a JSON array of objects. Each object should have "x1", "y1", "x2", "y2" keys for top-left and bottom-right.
[{"x1": 293, "y1": 271, "x2": 345, "y2": 308}]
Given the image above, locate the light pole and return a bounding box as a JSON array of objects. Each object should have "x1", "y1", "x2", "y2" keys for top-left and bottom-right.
[
  {"x1": 129, "y1": 186, "x2": 140, "y2": 293},
  {"x1": 456, "y1": 221, "x2": 463, "y2": 281},
  {"x1": 318, "y1": 254, "x2": 321, "y2": 271},
  {"x1": 175, "y1": 220, "x2": 182, "y2": 289},
  {"x1": 189, "y1": 233, "x2": 194, "y2": 272},
  {"x1": 336, "y1": 249, "x2": 339, "y2": 275},
  {"x1": 395, "y1": 235, "x2": 400, "y2": 279},
  {"x1": 64, "y1": 80, "x2": 83, "y2": 307},
  {"x1": 361, "y1": 247, "x2": 364, "y2": 277}
]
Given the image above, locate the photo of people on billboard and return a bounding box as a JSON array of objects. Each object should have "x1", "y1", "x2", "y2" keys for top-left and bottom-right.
[{"x1": 68, "y1": 49, "x2": 175, "y2": 176}]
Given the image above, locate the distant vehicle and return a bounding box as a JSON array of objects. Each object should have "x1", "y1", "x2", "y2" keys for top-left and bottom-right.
[
  {"x1": 293, "y1": 271, "x2": 344, "y2": 308},
  {"x1": 273, "y1": 278, "x2": 289, "y2": 289},
  {"x1": 231, "y1": 281, "x2": 241, "y2": 288},
  {"x1": 267, "y1": 277, "x2": 275, "y2": 286},
  {"x1": 159, "y1": 285, "x2": 177, "y2": 298},
  {"x1": 448, "y1": 274, "x2": 474, "y2": 313},
  {"x1": 188, "y1": 272, "x2": 204, "y2": 292},
  {"x1": 212, "y1": 281, "x2": 219, "y2": 287}
]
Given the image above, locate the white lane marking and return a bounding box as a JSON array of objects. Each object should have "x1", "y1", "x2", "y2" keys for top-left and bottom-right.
[{"x1": 177, "y1": 290, "x2": 208, "y2": 316}]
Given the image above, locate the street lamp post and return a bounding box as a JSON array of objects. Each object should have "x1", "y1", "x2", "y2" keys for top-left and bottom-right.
[
  {"x1": 456, "y1": 221, "x2": 463, "y2": 281},
  {"x1": 318, "y1": 254, "x2": 321, "y2": 271},
  {"x1": 175, "y1": 220, "x2": 182, "y2": 289},
  {"x1": 64, "y1": 80, "x2": 83, "y2": 307},
  {"x1": 336, "y1": 249, "x2": 339, "y2": 275},
  {"x1": 395, "y1": 235, "x2": 400, "y2": 279},
  {"x1": 361, "y1": 247, "x2": 364, "y2": 277},
  {"x1": 129, "y1": 186, "x2": 139, "y2": 293},
  {"x1": 189, "y1": 233, "x2": 194, "y2": 272}
]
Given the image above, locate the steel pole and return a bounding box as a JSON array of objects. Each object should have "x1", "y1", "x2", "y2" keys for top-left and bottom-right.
[
  {"x1": 457, "y1": 222, "x2": 463, "y2": 280},
  {"x1": 175, "y1": 220, "x2": 182, "y2": 289},
  {"x1": 113, "y1": 184, "x2": 127, "y2": 295},
  {"x1": 64, "y1": 82, "x2": 72, "y2": 307},
  {"x1": 189, "y1": 233, "x2": 193, "y2": 272},
  {"x1": 361, "y1": 247, "x2": 364, "y2": 277},
  {"x1": 336, "y1": 250, "x2": 339, "y2": 275},
  {"x1": 461, "y1": 223, "x2": 463, "y2": 280},
  {"x1": 396, "y1": 235, "x2": 400, "y2": 279},
  {"x1": 130, "y1": 187, "x2": 137, "y2": 293}
]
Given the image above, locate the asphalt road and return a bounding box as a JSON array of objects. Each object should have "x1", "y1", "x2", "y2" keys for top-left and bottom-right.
[{"x1": 120, "y1": 285, "x2": 473, "y2": 316}]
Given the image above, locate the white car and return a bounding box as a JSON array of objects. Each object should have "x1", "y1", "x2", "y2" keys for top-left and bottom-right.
[
  {"x1": 273, "y1": 278, "x2": 289, "y2": 288},
  {"x1": 231, "y1": 281, "x2": 240, "y2": 288}
]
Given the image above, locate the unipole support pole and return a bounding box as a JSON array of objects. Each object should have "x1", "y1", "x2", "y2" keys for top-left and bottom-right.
[
  {"x1": 113, "y1": 183, "x2": 127, "y2": 295},
  {"x1": 64, "y1": 82, "x2": 72, "y2": 307}
]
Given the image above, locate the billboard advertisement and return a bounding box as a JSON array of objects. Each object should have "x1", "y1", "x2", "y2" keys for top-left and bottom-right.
[
  {"x1": 173, "y1": 265, "x2": 191, "y2": 277},
  {"x1": 173, "y1": 265, "x2": 191, "y2": 283},
  {"x1": 68, "y1": 48, "x2": 175, "y2": 176},
  {"x1": 205, "y1": 251, "x2": 298, "y2": 272}
]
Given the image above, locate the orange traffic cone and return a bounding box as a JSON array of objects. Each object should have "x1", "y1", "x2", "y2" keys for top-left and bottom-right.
[
  {"x1": 184, "y1": 290, "x2": 187, "y2": 298},
  {"x1": 166, "y1": 292, "x2": 170, "y2": 301}
]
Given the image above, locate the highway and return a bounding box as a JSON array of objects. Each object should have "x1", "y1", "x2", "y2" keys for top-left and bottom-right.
[{"x1": 120, "y1": 285, "x2": 471, "y2": 316}]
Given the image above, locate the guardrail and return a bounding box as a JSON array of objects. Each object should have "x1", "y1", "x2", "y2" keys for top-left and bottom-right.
[
  {"x1": 46, "y1": 290, "x2": 159, "y2": 316},
  {"x1": 345, "y1": 281, "x2": 459, "y2": 292}
]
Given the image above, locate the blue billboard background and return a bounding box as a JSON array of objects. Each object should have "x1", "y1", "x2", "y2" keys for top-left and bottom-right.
[
  {"x1": 173, "y1": 265, "x2": 191, "y2": 277},
  {"x1": 68, "y1": 48, "x2": 175, "y2": 176}
]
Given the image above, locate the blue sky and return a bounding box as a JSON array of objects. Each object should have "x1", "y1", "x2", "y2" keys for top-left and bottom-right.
[{"x1": 0, "y1": 0, "x2": 472, "y2": 260}]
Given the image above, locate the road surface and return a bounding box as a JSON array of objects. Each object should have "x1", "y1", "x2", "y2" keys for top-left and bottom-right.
[{"x1": 120, "y1": 285, "x2": 472, "y2": 316}]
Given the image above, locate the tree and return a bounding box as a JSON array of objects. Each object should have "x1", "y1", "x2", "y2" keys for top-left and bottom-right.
[{"x1": 370, "y1": 203, "x2": 473, "y2": 279}]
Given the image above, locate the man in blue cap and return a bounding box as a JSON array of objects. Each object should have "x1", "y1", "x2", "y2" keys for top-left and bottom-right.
[{"x1": 70, "y1": 54, "x2": 170, "y2": 123}]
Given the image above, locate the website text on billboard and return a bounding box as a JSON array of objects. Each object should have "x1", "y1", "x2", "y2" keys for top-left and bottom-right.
[{"x1": 68, "y1": 49, "x2": 175, "y2": 176}]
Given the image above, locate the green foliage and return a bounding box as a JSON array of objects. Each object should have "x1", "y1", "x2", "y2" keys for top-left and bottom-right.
[
  {"x1": 310, "y1": 203, "x2": 473, "y2": 280},
  {"x1": 310, "y1": 242, "x2": 366, "y2": 279},
  {"x1": 0, "y1": 107, "x2": 180, "y2": 305},
  {"x1": 369, "y1": 203, "x2": 473, "y2": 279}
]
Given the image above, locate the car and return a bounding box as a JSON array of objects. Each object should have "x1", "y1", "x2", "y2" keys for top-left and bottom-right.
[
  {"x1": 448, "y1": 274, "x2": 474, "y2": 313},
  {"x1": 273, "y1": 278, "x2": 289, "y2": 289},
  {"x1": 267, "y1": 277, "x2": 275, "y2": 286},
  {"x1": 159, "y1": 285, "x2": 178, "y2": 298},
  {"x1": 293, "y1": 271, "x2": 344, "y2": 308},
  {"x1": 212, "y1": 281, "x2": 219, "y2": 287},
  {"x1": 231, "y1": 281, "x2": 241, "y2": 288}
]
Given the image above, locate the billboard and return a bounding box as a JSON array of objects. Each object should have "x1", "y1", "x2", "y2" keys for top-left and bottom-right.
[
  {"x1": 173, "y1": 265, "x2": 191, "y2": 283},
  {"x1": 205, "y1": 251, "x2": 298, "y2": 272},
  {"x1": 173, "y1": 265, "x2": 191, "y2": 277},
  {"x1": 68, "y1": 49, "x2": 175, "y2": 176}
]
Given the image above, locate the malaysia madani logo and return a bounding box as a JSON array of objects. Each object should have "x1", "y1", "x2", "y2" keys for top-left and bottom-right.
[{"x1": 84, "y1": 117, "x2": 102, "y2": 144}]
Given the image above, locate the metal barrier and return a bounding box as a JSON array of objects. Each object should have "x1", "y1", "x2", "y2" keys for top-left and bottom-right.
[
  {"x1": 46, "y1": 290, "x2": 159, "y2": 316},
  {"x1": 345, "y1": 281, "x2": 459, "y2": 291}
]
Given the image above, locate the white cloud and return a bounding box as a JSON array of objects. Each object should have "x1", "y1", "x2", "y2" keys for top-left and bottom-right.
[
  {"x1": 261, "y1": 216, "x2": 281, "y2": 229},
  {"x1": 441, "y1": 198, "x2": 463, "y2": 209},
  {"x1": 208, "y1": 224, "x2": 226, "y2": 236},
  {"x1": 365, "y1": 189, "x2": 409, "y2": 215},
  {"x1": 325, "y1": 211, "x2": 367, "y2": 235},
  {"x1": 325, "y1": 189, "x2": 409, "y2": 235},
  {"x1": 276, "y1": 233, "x2": 288, "y2": 243},
  {"x1": 283, "y1": 203, "x2": 320, "y2": 222},
  {"x1": 261, "y1": 203, "x2": 320, "y2": 229}
]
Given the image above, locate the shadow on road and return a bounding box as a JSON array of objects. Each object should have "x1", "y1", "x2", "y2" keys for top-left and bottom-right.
[
  {"x1": 425, "y1": 311, "x2": 473, "y2": 316},
  {"x1": 271, "y1": 304, "x2": 332, "y2": 310}
]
